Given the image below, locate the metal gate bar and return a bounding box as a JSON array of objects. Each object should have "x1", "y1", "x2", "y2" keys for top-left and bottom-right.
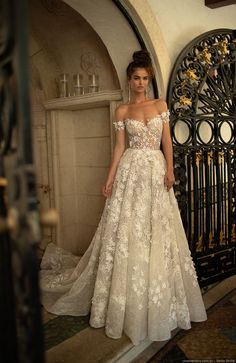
[{"x1": 168, "y1": 29, "x2": 236, "y2": 286}]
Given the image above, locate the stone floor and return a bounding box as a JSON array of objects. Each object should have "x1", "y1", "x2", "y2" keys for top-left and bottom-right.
[
  {"x1": 42, "y1": 276, "x2": 236, "y2": 363},
  {"x1": 137, "y1": 288, "x2": 236, "y2": 362},
  {"x1": 42, "y1": 306, "x2": 132, "y2": 362}
]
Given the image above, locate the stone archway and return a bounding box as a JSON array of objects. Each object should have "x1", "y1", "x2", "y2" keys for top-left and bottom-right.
[
  {"x1": 29, "y1": 0, "x2": 171, "y2": 255},
  {"x1": 64, "y1": 0, "x2": 171, "y2": 98}
]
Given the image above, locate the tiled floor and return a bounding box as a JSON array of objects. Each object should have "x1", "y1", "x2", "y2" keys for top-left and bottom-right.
[
  {"x1": 42, "y1": 309, "x2": 132, "y2": 362},
  {"x1": 147, "y1": 289, "x2": 236, "y2": 362},
  {"x1": 43, "y1": 314, "x2": 90, "y2": 350},
  {"x1": 42, "y1": 282, "x2": 236, "y2": 363}
]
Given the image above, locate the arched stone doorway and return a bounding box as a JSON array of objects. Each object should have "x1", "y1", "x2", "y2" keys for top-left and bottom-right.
[
  {"x1": 29, "y1": 0, "x2": 169, "y2": 255},
  {"x1": 64, "y1": 0, "x2": 171, "y2": 96}
]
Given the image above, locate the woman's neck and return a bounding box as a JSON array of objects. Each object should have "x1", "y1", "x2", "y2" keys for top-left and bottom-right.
[{"x1": 129, "y1": 94, "x2": 147, "y2": 104}]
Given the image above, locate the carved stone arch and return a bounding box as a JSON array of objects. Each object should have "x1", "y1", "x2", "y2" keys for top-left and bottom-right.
[
  {"x1": 64, "y1": 0, "x2": 171, "y2": 98},
  {"x1": 167, "y1": 28, "x2": 236, "y2": 286}
]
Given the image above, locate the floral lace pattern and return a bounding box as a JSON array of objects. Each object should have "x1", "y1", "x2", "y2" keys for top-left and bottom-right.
[
  {"x1": 114, "y1": 111, "x2": 170, "y2": 150},
  {"x1": 113, "y1": 120, "x2": 125, "y2": 131},
  {"x1": 40, "y1": 109, "x2": 207, "y2": 345}
]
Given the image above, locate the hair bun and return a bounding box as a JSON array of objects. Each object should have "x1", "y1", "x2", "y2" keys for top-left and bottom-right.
[
  {"x1": 126, "y1": 49, "x2": 154, "y2": 78},
  {"x1": 132, "y1": 50, "x2": 151, "y2": 65}
]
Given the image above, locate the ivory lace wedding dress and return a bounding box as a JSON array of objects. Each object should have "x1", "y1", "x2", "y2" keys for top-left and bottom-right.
[{"x1": 40, "y1": 110, "x2": 207, "y2": 345}]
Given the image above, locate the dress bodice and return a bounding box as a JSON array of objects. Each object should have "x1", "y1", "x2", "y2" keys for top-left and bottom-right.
[{"x1": 113, "y1": 111, "x2": 170, "y2": 150}]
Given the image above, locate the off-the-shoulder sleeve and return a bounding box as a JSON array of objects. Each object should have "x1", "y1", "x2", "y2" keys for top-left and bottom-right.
[
  {"x1": 113, "y1": 120, "x2": 125, "y2": 131},
  {"x1": 161, "y1": 110, "x2": 170, "y2": 123}
]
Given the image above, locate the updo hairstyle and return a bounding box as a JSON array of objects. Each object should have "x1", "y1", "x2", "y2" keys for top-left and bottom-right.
[{"x1": 126, "y1": 49, "x2": 154, "y2": 79}]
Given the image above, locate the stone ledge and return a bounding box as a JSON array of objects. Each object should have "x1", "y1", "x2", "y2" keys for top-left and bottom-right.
[{"x1": 43, "y1": 90, "x2": 123, "y2": 111}]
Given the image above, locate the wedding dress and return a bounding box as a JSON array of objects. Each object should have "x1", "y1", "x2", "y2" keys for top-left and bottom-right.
[{"x1": 40, "y1": 110, "x2": 207, "y2": 345}]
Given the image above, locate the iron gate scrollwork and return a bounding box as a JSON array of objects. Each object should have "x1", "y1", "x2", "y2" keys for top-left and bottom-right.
[
  {"x1": 168, "y1": 28, "x2": 236, "y2": 287},
  {"x1": 0, "y1": 1, "x2": 44, "y2": 362}
]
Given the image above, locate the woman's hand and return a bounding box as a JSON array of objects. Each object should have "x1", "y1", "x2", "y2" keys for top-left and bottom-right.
[
  {"x1": 164, "y1": 170, "x2": 175, "y2": 191},
  {"x1": 102, "y1": 179, "x2": 114, "y2": 198}
]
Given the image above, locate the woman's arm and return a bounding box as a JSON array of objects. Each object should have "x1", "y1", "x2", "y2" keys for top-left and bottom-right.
[
  {"x1": 162, "y1": 123, "x2": 174, "y2": 172},
  {"x1": 156, "y1": 100, "x2": 175, "y2": 191},
  {"x1": 102, "y1": 106, "x2": 126, "y2": 197}
]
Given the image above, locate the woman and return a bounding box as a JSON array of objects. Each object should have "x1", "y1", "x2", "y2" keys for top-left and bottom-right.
[{"x1": 41, "y1": 50, "x2": 207, "y2": 345}]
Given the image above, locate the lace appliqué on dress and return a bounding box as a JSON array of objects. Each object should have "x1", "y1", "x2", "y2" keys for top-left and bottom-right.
[
  {"x1": 113, "y1": 111, "x2": 171, "y2": 150},
  {"x1": 113, "y1": 120, "x2": 125, "y2": 131},
  {"x1": 160, "y1": 110, "x2": 170, "y2": 123},
  {"x1": 40, "y1": 107, "x2": 207, "y2": 346}
]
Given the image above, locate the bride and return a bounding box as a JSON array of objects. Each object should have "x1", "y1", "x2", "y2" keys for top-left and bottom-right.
[{"x1": 40, "y1": 49, "x2": 207, "y2": 346}]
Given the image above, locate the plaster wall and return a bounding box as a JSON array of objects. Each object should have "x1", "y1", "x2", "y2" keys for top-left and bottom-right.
[{"x1": 148, "y1": 0, "x2": 236, "y2": 67}]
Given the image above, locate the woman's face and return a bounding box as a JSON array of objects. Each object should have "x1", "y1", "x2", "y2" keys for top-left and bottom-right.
[{"x1": 129, "y1": 68, "x2": 149, "y2": 94}]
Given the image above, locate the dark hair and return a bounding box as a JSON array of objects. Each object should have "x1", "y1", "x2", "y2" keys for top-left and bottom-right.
[{"x1": 126, "y1": 50, "x2": 154, "y2": 79}]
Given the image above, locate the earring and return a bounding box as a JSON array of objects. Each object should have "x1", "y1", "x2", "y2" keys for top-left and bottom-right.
[
  {"x1": 145, "y1": 85, "x2": 151, "y2": 99},
  {"x1": 128, "y1": 83, "x2": 131, "y2": 103}
]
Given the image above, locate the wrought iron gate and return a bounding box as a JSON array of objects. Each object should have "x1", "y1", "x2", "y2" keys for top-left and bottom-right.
[
  {"x1": 0, "y1": 1, "x2": 44, "y2": 362},
  {"x1": 168, "y1": 29, "x2": 236, "y2": 287}
]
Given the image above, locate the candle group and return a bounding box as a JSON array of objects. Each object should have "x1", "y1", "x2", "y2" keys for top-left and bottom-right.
[{"x1": 58, "y1": 73, "x2": 99, "y2": 97}]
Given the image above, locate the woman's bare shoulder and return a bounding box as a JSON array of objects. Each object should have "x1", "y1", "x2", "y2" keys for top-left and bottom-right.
[
  {"x1": 154, "y1": 98, "x2": 168, "y2": 113},
  {"x1": 114, "y1": 104, "x2": 129, "y2": 121}
]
